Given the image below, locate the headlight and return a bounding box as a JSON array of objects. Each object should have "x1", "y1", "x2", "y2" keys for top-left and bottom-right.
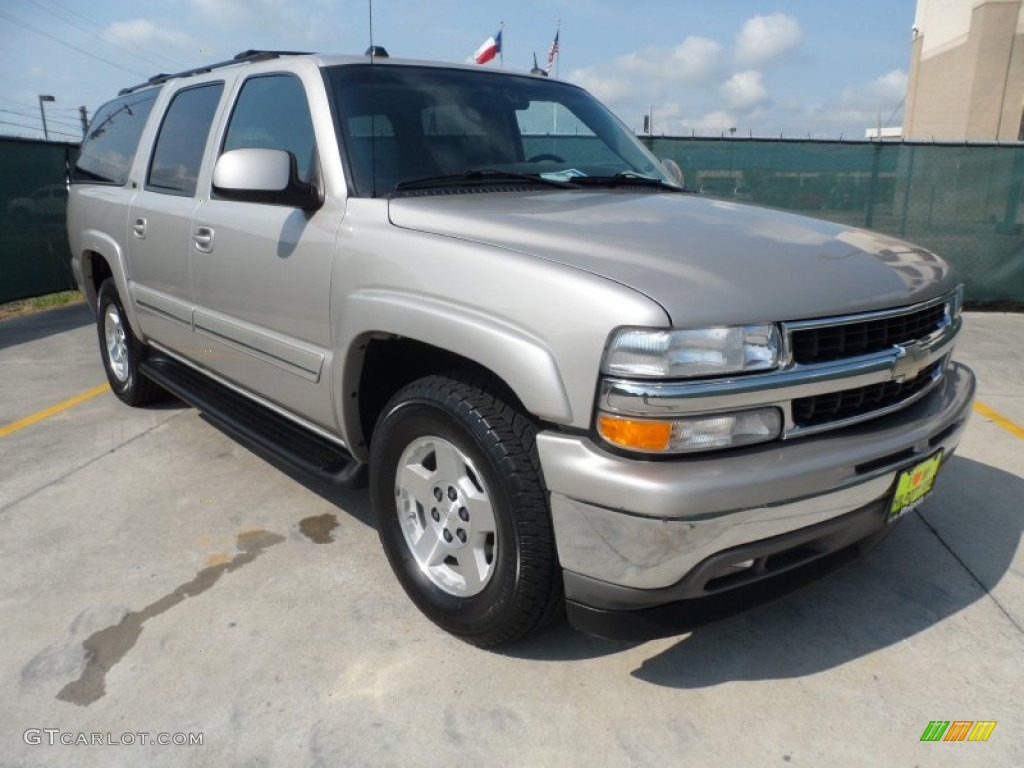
[
  {"x1": 602, "y1": 325, "x2": 782, "y2": 379},
  {"x1": 598, "y1": 408, "x2": 783, "y2": 453}
]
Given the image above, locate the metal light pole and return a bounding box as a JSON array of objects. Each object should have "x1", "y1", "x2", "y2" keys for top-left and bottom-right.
[{"x1": 38, "y1": 94, "x2": 55, "y2": 141}]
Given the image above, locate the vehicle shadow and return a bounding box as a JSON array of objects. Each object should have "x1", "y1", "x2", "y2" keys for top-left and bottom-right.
[
  {"x1": 0, "y1": 302, "x2": 92, "y2": 349},
  {"x1": 510, "y1": 455, "x2": 1023, "y2": 677}
]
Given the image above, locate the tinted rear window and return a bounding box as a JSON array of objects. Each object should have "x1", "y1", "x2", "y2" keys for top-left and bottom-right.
[
  {"x1": 72, "y1": 90, "x2": 158, "y2": 185},
  {"x1": 147, "y1": 82, "x2": 223, "y2": 197}
]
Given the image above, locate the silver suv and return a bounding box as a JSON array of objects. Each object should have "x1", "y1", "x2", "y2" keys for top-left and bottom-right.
[{"x1": 68, "y1": 49, "x2": 975, "y2": 645}]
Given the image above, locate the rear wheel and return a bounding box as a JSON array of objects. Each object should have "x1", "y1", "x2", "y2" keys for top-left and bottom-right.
[
  {"x1": 370, "y1": 374, "x2": 563, "y2": 646},
  {"x1": 96, "y1": 278, "x2": 164, "y2": 406}
]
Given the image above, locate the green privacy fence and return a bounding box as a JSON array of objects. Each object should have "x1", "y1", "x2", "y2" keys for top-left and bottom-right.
[
  {"x1": 0, "y1": 137, "x2": 78, "y2": 304},
  {"x1": 642, "y1": 137, "x2": 1024, "y2": 303},
  {"x1": 2, "y1": 134, "x2": 1022, "y2": 305}
]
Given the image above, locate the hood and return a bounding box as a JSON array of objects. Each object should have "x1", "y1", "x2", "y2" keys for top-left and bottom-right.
[{"x1": 388, "y1": 191, "x2": 957, "y2": 327}]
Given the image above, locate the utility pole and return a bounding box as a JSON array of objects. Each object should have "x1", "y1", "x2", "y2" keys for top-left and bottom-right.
[
  {"x1": 38, "y1": 94, "x2": 55, "y2": 141},
  {"x1": 78, "y1": 106, "x2": 89, "y2": 139}
]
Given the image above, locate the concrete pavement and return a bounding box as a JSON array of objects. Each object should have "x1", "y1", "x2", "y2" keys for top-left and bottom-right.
[{"x1": 1, "y1": 308, "x2": 1022, "y2": 767}]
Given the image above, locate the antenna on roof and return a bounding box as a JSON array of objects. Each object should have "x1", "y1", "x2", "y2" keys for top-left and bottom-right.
[
  {"x1": 364, "y1": 2, "x2": 387, "y2": 58},
  {"x1": 368, "y1": 0, "x2": 375, "y2": 61},
  {"x1": 367, "y1": 0, "x2": 379, "y2": 197}
]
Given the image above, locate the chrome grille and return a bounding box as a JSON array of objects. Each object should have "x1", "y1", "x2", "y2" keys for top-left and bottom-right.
[
  {"x1": 792, "y1": 361, "x2": 942, "y2": 428},
  {"x1": 790, "y1": 303, "x2": 946, "y2": 365}
]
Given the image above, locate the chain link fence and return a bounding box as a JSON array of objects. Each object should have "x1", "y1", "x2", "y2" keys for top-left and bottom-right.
[
  {"x1": 0, "y1": 137, "x2": 78, "y2": 304},
  {"x1": 644, "y1": 137, "x2": 1024, "y2": 304},
  {"x1": 2, "y1": 134, "x2": 1022, "y2": 305}
]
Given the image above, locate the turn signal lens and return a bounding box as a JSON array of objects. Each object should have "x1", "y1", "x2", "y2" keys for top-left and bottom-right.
[
  {"x1": 598, "y1": 408, "x2": 783, "y2": 454},
  {"x1": 598, "y1": 415, "x2": 672, "y2": 451}
]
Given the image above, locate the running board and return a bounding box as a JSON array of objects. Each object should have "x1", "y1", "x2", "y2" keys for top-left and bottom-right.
[{"x1": 140, "y1": 354, "x2": 367, "y2": 489}]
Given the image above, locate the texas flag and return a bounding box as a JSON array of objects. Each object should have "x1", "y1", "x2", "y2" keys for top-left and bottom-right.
[{"x1": 474, "y1": 29, "x2": 502, "y2": 65}]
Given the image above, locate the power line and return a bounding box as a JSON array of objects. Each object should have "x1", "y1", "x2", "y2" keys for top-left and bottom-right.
[
  {"x1": 0, "y1": 97, "x2": 84, "y2": 115},
  {"x1": 0, "y1": 107, "x2": 82, "y2": 130},
  {"x1": 32, "y1": 0, "x2": 191, "y2": 73},
  {"x1": 0, "y1": 118, "x2": 80, "y2": 139},
  {"x1": 0, "y1": 96, "x2": 40, "y2": 110},
  {"x1": 0, "y1": 8, "x2": 147, "y2": 77},
  {"x1": 44, "y1": 0, "x2": 190, "y2": 69}
]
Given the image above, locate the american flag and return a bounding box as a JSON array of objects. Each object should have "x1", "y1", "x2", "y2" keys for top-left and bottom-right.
[{"x1": 546, "y1": 30, "x2": 559, "y2": 72}]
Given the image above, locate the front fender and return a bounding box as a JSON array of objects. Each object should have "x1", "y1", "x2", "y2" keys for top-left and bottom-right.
[{"x1": 336, "y1": 289, "x2": 573, "y2": 446}]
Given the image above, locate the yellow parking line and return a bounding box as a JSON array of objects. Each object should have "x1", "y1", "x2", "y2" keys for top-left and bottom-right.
[
  {"x1": 974, "y1": 400, "x2": 1024, "y2": 440},
  {"x1": 0, "y1": 383, "x2": 110, "y2": 438}
]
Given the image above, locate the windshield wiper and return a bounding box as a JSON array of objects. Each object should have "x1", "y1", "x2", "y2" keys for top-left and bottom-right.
[
  {"x1": 574, "y1": 172, "x2": 682, "y2": 191},
  {"x1": 393, "y1": 169, "x2": 579, "y2": 192}
]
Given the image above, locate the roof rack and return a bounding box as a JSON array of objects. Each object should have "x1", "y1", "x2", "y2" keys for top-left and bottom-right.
[{"x1": 118, "y1": 49, "x2": 312, "y2": 95}]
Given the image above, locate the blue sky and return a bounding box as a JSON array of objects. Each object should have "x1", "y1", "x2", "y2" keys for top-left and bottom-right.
[{"x1": 0, "y1": 0, "x2": 915, "y2": 141}]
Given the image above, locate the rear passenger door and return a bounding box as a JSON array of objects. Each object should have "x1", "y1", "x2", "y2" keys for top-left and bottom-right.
[
  {"x1": 189, "y1": 74, "x2": 338, "y2": 430},
  {"x1": 127, "y1": 82, "x2": 223, "y2": 353}
]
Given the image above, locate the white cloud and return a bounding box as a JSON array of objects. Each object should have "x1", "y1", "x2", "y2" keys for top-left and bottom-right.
[
  {"x1": 569, "y1": 35, "x2": 725, "y2": 126},
  {"x1": 721, "y1": 71, "x2": 768, "y2": 110},
  {"x1": 190, "y1": 0, "x2": 321, "y2": 42},
  {"x1": 678, "y1": 109, "x2": 739, "y2": 135},
  {"x1": 569, "y1": 67, "x2": 636, "y2": 105},
  {"x1": 569, "y1": 35, "x2": 723, "y2": 102},
  {"x1": 736, "y1": 14, "x2": 803, "y2": 65},
  {"x1": 105, "y1": 19, "x2": 193, "y2": 50},
  {"x1": 642, "y1": 103, "x2": 739, "y2": 136},
  {"x1": 840, "y1": 69, "x2": 908, "y2": 109},
  {"x1": 567, "y1": 22, "x2": 906, "y2": 138},
  {"x1": 617, "y1": 37, "x2": 723, "y2": 84},
  {"x1": 801, "y1": 69, "x2": 910, "y2": 129}
]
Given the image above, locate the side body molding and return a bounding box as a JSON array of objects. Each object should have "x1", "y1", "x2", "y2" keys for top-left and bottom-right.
[{"x1": 337, "y1": 288, "x2": 573, "y2": 440}]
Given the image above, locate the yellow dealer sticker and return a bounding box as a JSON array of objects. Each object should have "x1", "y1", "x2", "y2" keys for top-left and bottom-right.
[{"x1": 889, "y1": 450, "x2": 944, "y2": 521}]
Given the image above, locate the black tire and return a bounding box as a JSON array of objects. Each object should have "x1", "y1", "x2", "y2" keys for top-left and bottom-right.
[
  {"x1": 369, "y1": 374, "x2": 563, "y2": 647},
  {"x1": 96, "y1": 278, "x2": 164, "y2": 406}
]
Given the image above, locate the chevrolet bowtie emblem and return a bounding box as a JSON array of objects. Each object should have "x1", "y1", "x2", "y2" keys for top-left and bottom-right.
[{"x1": 892, "y1": 343, "x2": 930, "y2": 382}]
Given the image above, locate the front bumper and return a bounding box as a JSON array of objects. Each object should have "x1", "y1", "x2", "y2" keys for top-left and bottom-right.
[{"x1": 536, "y1": 362, "x2": 975, "y2": 638}]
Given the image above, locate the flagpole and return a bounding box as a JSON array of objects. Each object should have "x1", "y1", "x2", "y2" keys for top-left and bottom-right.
[
  {"x1": 555, "y1": 19, "x2": 560, "y2": 79},
  {"x1": 500, "y1": 20, "x2": 504, "y2": 67},
  {"x1": 552, "y1": 21, "x2": 560, "y2": 134}
]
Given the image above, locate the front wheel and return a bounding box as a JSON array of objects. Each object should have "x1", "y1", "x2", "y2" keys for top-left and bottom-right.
[
  {"x1": 369, "y1": 375, "x2": 563, "y2": 646},
  {"x1": 96, "y1": 278, "x2": 164, "y2": 406}
]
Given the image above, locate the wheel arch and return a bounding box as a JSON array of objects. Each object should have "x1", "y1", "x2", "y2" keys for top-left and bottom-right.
[
  {"x1": 77, "y1": 230, "x2": 145, "y2": 339},
  {"x1": 336, "y1": 290, "x2": 573, "y2": 461},
  {"x1": 350, "y1": 336, "x2": 533, "y2": 459}
]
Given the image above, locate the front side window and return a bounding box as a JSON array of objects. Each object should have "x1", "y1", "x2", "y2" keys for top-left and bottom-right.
[
  {"x1": 147, "y1": 83, "x2": 223, "y2": 196},
  {"x1": 72, "y1": 90, "x2": 158, "y2": 185},
  {"x1": 221, "y1": 75, "x2": 317, "y2": 184}
]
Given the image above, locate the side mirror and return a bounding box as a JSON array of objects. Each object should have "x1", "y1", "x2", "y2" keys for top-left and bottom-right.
[
  {"x1": 212, "y1": 148, "x2": 323, "y2": 211},
  {"x1": 660, "y1": 157, "x2": 685, "y2": 189}
]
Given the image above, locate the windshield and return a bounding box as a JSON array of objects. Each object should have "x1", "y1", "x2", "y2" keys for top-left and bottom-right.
[{"x1": 327, "y1": 64, "x2": 675, "y2": 196}]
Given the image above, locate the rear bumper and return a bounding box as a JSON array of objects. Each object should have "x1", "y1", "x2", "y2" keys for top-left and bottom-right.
[{"x1": 536, "y1": 362, "x2": 975, "y2": 638}]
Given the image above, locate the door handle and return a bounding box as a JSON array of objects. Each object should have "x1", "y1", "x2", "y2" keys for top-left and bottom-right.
[
  {"x1": 193, "y1": 226, "x2": 214, "y2": 253},
  {"x1": 132, "y1": 218, "x2": 146, "y2": 239}
]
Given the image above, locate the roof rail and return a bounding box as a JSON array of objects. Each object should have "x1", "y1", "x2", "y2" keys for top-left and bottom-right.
[{"x1": 118, "y1": 50, "x2": 312, "y2": 95}]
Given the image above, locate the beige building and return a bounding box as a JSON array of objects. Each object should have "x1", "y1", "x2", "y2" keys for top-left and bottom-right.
[{"x1": 904, "y1": 0, "x2": 1024, "y2": 141}]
